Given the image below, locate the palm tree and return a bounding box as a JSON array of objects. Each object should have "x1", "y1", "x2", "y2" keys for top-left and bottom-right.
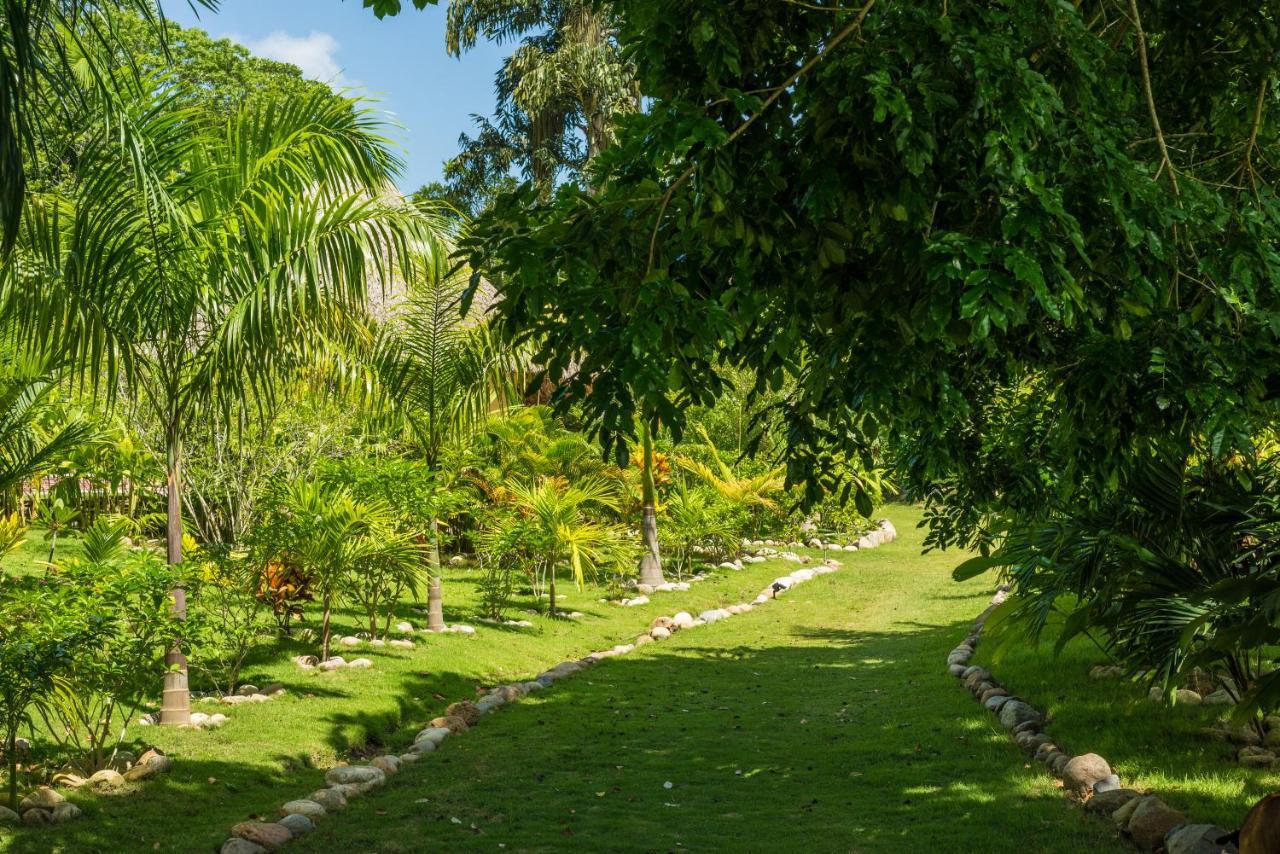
[
  {"x1": 3, "y1": 78, "x2": 423, "y2": 723},
  {"x1": 357, "y1": 250, "x2": 523, "y2": 631},
  {"x1": 505, "y1": 476, "x2": 622, "y2": 616},
  {"x1": 444, "y1": 0, "x2": 637, "y2": 195},
  {"x1": 676, "y1": 426, "x2": 786, "y2": 511},
  {"x1": 0, "y1": 1, "x2": 215, "y2": 254},
  {"x1": 32, "y1": 497, "x2": 79, "y2": 564}
]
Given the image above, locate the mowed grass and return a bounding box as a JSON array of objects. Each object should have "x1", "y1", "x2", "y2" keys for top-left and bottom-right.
[
  {"x1": 282, "y1": 508, "x2": 1127, "y2": 854},
  {"x1": 8, "y1": 506, "x2": 1259, "y2": 853},
  {"x1": 0, "y1": 533, "x2": 84, "y2": 577},
  {"x1": 985, "y1": 625, "x2": 1280, "y2": 829},
  {"x1": 1, "y1": 504, "x2": 1001, "y2": 854}
]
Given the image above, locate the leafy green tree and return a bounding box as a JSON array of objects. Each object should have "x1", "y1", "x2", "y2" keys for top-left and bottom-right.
[
  {"x1": 457, "y1": 0, "x2": 1280, "y2": 534},
  {"x1": 36, "y1": 546, "x2": 180, "y2": 772},
  {"x1": 0, "y1": 580, "x2": 89, "y2": 809},
  {"x1": 106, "y1": 10, "x2": 332, "y2": 117},
  {"x1": 186, "y1": 543, "x2": 273, "y2": 697},
  {"x1": 4, "y1": 75, "x2": 420, "y2": 723},
  {"x1": 0, "y1": 1, "x2": 216, "y2": 253}
]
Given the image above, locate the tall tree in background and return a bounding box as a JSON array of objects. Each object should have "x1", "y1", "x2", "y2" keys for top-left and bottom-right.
[
  {"x1": 360, "y1": 247, "x2": 522, "y2": 631},
  {"x1": 442, "y1": 0, "x2": 675, "y2": 583},
  {"x1": 444, "y1": 0, "x2": 636, "y2": 198},
  {"x1": 0, "y1": 0, "x2": 215, "y2": 254},
  {"x1": 4, "y1": 77, "x2": 420, "y2": 723}
]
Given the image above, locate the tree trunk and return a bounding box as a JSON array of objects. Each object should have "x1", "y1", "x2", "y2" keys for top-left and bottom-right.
[
  {"x1": 637, "y1": 422, "x2": 666, "y2": 586},
  {"x1": 7, "y1": 729, "x2": 16, "y2": 811},
  {"x1": 426, "y1": 517, "x2": 445, "y2": 631},
  {"x1": 321, "y1": 592, "x2": 333, "y2": 662},
  {"x1": 548, "y1": 564, "x2": 558, "y2": 617},
  {"x1": 159, "y1": 424, "x2": 189, "y2": 726}
]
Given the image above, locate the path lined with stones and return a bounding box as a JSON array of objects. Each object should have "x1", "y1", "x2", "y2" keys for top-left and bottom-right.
[
  {"x1": 217, "y1": 522, "x2": 900, "y2": 853},
  {"x1": 948, "y1": 590, "x2": 1239, "y2": 854}
]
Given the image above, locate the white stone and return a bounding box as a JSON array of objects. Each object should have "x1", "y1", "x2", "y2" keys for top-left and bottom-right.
[
  {"x1": 389, "y1": 639, "x2": 414, "y2": 649},
  {"x1": 281, "y1": 800, "x2": 326, "y2": 819},
  {"x1": 370, "y1": 755, "x2": 400, "y2": 776},
  {"x1": 651, "y1": 626, "x2": 671, "y2": 640},
  {"x1": 348, "y1": 658, "x2": 373, "y2": 668},
  {"x1": 324, "y1": 766, "x2": 385, "y2": 788},
  {"x1": 415, "y1": 727, "x2": 452, "y2": 747},
  {"x1": 395, "y1": 621, "x2": 414, "y2": 633},
  {"x1": 623, "y1": 595, "x2": 649, "y2": 607},
  {"x1": 671, "y1": 612, "x2": 695, "y2": 629},
  {"x1": 790, "y1": 568, "x2": 816, "y2": 582},
  {"x1": 338, "y1": 636, "x2": 361, "y2": 647}
]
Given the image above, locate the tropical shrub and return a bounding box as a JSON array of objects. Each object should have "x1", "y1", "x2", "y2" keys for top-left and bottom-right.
[
  {"x1": 662, "y1": 484, "x2": 738, "y2": 578},
  {"x1": 0, "y1": 572, "x2": 89, "y2": 808},
  {"x1": 255, "y1": 481, "x2": 423, "y2": 657},
  {"x1": 473, "y1": 507, "x2": 538, "y2": 619},
  {"x1": 960, "y1": 449, "x2": 1280, "y2": 719},
  {"x1": 34, "y1": 546, "x2": 179, "y2": 772},
  {"x1": 500, "y1": 476, "x2": 627, "y2": 615},
  {"x1": 186, "y1": 545, "x2": 273, "y2": 697}
]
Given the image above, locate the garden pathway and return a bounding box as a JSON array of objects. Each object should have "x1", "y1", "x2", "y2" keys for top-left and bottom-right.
[{"x1": 289, "y1": 517, "x2": 1129, "y2": 854}]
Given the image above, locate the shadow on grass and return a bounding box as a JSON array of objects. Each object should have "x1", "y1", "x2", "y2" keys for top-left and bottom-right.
[{"x1": 274, "y1": 619, "x2": 1132, "y2": 853}]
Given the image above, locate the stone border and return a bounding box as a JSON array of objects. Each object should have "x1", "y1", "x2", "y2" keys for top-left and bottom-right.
[
  {"x1": 948, "y1": 586, "x2": 1239, "y2": 853},
  {"x1": 214, "y1": 530, "x2": 903, "y2": 853}
]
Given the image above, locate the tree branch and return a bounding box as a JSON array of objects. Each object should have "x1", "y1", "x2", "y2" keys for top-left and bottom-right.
[
  {"x1": 1127, "y1": 0, "x2": 1178, "y2": 194},
  {"x1": 646, "y1": 0, "x2": 879, "y2": 272}
]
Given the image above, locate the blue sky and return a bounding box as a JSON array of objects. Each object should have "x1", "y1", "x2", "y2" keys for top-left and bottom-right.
[{"x1": 169, "y1": 0, "x2": 508, "y2": 193}]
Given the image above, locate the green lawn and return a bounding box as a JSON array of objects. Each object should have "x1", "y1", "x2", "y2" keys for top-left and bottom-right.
[
  {"x1": 0, "y1": 531, "x2": 84, "y2": 577},
  {"x1": 0, "y1": 506, "x2": 1260, "y2": 853},
  {"x1": 985, "y1": 624, "x2": 1280, "y2": 830}
]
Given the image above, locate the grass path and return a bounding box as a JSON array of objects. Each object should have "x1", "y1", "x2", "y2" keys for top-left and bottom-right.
[
  {"x1": 15, "y1": 506, "x2": 1260, "y2": 852},
  {"x1": 285, "y1": 510, "x2": 1126, "y2": 854}
]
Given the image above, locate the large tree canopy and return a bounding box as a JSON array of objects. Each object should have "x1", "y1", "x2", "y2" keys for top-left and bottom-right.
[{"x1": 441, "y1": 0, "x2": 1280, "y2": 531}]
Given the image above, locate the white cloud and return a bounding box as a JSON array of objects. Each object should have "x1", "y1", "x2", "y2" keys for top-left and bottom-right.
[{"x1": 244, "y1": 31, "x2": 349, "y2": 87}]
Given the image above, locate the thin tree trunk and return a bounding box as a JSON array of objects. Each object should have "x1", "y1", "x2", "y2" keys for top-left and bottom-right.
[
  {"x1": 321, "y1": 591, "x2": 333, "y2": 662},
  {"x1": 159, "y1": 423, "x2": 189, "y2": 726},
  {"x1": 7, "y1": 728, "x2": 17, "y2": 811},
  {"x1": 548, "y1": 563, "x2": 558, "y2": 617},
  {"x1": 637, "y1": 422, "x2": 666, "y2": 586},
  {"x1": 426, "y1": 518, "x2": 445, "y2": 631},
  {"x1": 46, "y1": 532, "x2": 56, "y2": 565}
]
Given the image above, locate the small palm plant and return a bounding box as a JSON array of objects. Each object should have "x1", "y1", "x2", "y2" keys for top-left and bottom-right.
[
  {"x1": 676, "y1": 425, "x2": 785, "y2": 511},
  {"x1": 504, "y1": 476, "x2": 624, "y2": 616},
  {"x1": 32, "y1": 497, "x2": 78, "y2": 564},
  {"x1": 262, "y1": 481, "x2": 423, "y2": 661}
]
